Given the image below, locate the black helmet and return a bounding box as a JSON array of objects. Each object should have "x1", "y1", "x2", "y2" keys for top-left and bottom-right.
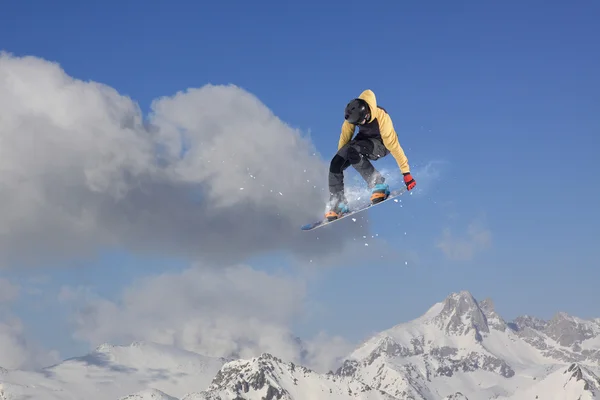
[{"x1": 344, "y1": 98, "x2": 370, "y2": 124}]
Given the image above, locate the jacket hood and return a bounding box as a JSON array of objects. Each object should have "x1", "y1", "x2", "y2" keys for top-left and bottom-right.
[{"x1": 358, "y1": 89, "x2": 377, "y2": 123}]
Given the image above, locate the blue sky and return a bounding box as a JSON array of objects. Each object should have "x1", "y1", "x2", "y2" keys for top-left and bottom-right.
[{"x1": 1, "y1": 0, "x2": 599, "y2": 363}]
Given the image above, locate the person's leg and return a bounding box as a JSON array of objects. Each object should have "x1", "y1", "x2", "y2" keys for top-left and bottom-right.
[
  {"x1": 347, "y1": 138, "x2": 388, "y2": 188},
  {"x1": 328, "y1": 142, "x2": 353, "y2": 207},
  {"x1": 327, "y1": 138, "x2": 390, "y2": 219},
  {"x1": 352, "y1": 138, "x2": 391, "y2": 203},
  {"x1": 327, "y1": 140, "x2": 372, "y2": 220}
]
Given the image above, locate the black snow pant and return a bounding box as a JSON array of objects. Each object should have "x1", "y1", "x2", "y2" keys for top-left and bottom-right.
[{"x1": 328, "y1": 137, "x2": 389, "y2": 203}]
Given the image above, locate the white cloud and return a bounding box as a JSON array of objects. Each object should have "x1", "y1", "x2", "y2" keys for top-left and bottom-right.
[
  {"x1": 0, "y1": 52, "x2": 366, "y2": 268},
  {"x1": 59, "y1": 263, "x2": 351, "y2": 373},
  {"x1": 0, "y1": 52, "x2": 368, "y2": 372},
  {"x1": 0, "y1": 277, "x2": 59, "y2": 369},
  {"x1": 301, "y1": 331, "x2": 354, "y2": 372},
  {"x1": 436, "y1": 217, "x2": 492, "y2": 261},
  {"x1": 0, "y1": 315, "x2": 60, "y2": 370}
]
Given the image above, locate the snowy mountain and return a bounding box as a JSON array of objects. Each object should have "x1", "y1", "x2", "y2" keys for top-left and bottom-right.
[
  {"x1": 0, "y1": 290, "x2": 598, "y2": 399},
  {"x1": 120, "y1": 388, "x2": 179, "y2": 400},
  {"x1": 183, "y1": 353, "x2": 398, "y2": 400},
  {"x1": 509, "y1": 311, "x2": 600, "y2": 364},
  {"x1": 0, "y1": 341, "x2": 226, "y2": 400},
  {"x1": 498, "y1": 362, "x2": 600, "y2": 400},
  {"x1": 337, "y1": 290, "x2": 600, "y2": 399}
]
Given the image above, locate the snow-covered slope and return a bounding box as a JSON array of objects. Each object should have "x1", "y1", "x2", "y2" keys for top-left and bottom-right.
[
  {"x1": 0, "y1": 341, "x2": 226, "y2": 400},
  {"x1": 183, "y1": 353, "x2": 398, "y2": 400},
  {"x1": 510, "y1": 312, "x2": 600, "y2": 364},
  {"x1": 335, "y1": 290, "x2": 600, "y2": 400},
  {"x1": 0, "y1": 290, "x2": 598, "y2": 400},
  {"x1": 498, "y1": 362, "x2": 600, "y2": 399},
  {"x1": 120, "y1": 388, "x2": 179, "y2": 400}
]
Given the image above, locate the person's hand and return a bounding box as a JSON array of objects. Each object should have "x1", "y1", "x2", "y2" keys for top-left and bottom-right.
[{"x1": 403, "y1": 172, "x2": 416, "y2": 190}]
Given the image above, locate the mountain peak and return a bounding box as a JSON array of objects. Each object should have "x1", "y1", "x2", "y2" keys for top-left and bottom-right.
[
  {"x1": 566, "y1": 363, "x2": 600, "y2": 392},
  {"x1": 478, "y1": 297, "x2": 495, "y2": 312},
  {"x1": 545, "y1": 312, "x2": 600, "y2": 347},
  {"x1": 197, "y1": 352, "x2": 396, "y2": 400},
  {"x1": 479, "y1": 297, "x2": 508, "y2": 331},
  {"x1": 431, "y1": 290, "x2": 489, "y2": 339},
  {"x1": 512, "y1": 314, "x2": 548, "y2": 330},
  {"x1": 445, "y1": 290, "x2": 477, "y2": 303},
  {"x1": 439, "y1": 291, "x2": 479, "y2": 316}
]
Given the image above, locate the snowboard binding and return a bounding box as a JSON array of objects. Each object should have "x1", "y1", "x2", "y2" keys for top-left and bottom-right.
[
  {"x1": 370, "y1": 183, "x2": 390, "y2": 204},
  {"x1": 325, "y1": 200, "x2": 349, "y2": 221}
]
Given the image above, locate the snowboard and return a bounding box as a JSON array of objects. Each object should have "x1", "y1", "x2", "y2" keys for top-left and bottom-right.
[{"x1": 301, "y1": 187, "x2": 407, "y2": 231}]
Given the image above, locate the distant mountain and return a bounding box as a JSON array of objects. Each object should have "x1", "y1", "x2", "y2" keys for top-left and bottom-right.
[
  {"x1": 183, "y1": 353, "x2": 398, "y2": 400},
  {"x1": 336, "y1": 290, "x2": 600, "y2": 399},
  {"x1": 0, "y1": 290, "x2": 598, "y2": 399},
  {"x1": 120, "y1": 388, "x2": 179, "y2": 400},
  {"x1": 510, "y1": 311, "x2": 600, "y2": 364},
  {"x1": 0, "y1": 341, "x2": 226, "y2": 399},
  {"x1": 502, "y1": 362, "x2": 600, "y2": 400}
]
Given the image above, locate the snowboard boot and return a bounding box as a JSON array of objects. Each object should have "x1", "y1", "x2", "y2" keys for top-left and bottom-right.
[
  {"x1": 325, "y1": 194, "x2": 349, "y2": 221},
  {"x1": 370, "y1": 183, "x2": 390, "y2": 204}
]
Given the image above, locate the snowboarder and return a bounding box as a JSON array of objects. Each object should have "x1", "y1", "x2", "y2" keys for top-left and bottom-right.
[{"x1": 325, "y1": 89, "x2": 416, "y2": 221}]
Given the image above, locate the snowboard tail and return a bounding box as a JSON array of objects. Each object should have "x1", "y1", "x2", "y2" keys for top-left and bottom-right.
[{"x1": 301, "y1": 187, "x2": 407, "y2": 231}]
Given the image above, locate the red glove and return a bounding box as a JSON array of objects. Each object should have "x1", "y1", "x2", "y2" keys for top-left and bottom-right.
[{"x1": 403, "y1": 172, "x2": 416, "y2": 190}]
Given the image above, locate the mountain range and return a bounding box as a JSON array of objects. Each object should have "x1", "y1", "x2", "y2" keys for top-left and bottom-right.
[{"x1": 1, "y1": 290, "x2": 598, "y2": 399}]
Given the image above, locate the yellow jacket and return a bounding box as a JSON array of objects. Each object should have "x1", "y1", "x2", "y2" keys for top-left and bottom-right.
[{"x1": 338, "y1": 89, "x2": 410, "y2": 174}]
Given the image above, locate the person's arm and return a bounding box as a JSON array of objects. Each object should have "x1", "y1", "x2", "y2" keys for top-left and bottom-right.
[
  {"x1": 378, "y1": 110, "x2": 416, "y2": 190},
  {"x1": 338, "y1": 120, "x2": 355, "y2": 150},
  {"x1": 378, "y1": 111, "x2": 410, "y2": 174}
]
